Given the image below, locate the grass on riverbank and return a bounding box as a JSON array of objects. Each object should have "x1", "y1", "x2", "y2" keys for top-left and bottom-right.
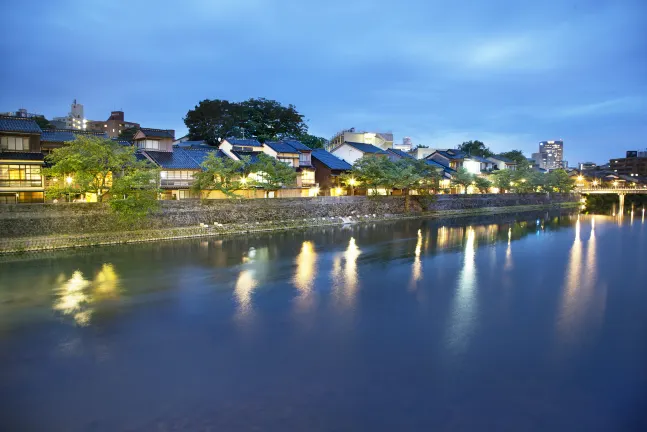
[{"x1": 0, "y1": 202, "x2": 579, "y2": 255}]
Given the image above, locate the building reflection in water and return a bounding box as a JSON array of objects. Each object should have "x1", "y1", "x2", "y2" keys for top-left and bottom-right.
[
  {"x1": 447, "y1": 227, "x2": 477, "y2": 352},
  {"x1": 293, "y1": 241, "x2": 317, "y2": 312},
  {"x1": 53, "y1": 264, "x2": 120, "y2": 326},
  {"x1": 410, "y1": 229, "x2": 423, "y2": 286},
  {"x1": 332, "y1": 237, "x2": 361, "y2": 306}
]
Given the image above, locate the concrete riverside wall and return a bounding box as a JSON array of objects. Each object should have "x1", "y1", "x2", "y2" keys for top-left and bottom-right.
[{"x1": 0, "y1": 193, "x2": 578, "y2": 238}]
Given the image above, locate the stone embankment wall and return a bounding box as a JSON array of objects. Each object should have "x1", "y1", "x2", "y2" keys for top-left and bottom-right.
[{"x1": 0, "y1": 193, "x2": 578, "y2": 238}]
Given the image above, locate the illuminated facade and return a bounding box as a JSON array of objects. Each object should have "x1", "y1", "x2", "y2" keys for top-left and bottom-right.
[{"x1": 538, "y1": 140, "x2": 564, "y2": 170}]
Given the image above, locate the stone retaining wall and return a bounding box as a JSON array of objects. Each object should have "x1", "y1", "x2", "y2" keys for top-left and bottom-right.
[{"x1": 0, "y1": 193, "x2": 578, "y2": 238}]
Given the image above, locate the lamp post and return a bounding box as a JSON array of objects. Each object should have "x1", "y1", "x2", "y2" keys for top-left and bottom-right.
[
  {"x1": 348, "y1": 178, "x2": 357, "y2": 196},
  {"x1": 65, "y1": 176, "x2": 73, "y2": 202}
]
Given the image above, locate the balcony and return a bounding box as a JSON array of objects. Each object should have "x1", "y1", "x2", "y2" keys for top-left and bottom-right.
[{"x1": 160, "y1": 178, "x2": 195, "y2": 188}]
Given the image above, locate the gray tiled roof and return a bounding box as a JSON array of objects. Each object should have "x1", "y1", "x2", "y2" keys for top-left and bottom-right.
[
  {"x1": 435, "y1": 149, "x2": 467, "y2": 160},
  {"x1": 41, "y1": 130, "x2": 108, "y2": 142},
  {"x1": 226, "y1": 138, "x2": 262, "y2": 147},
  {"x1": 231, "y1": 150, "x2": 262, "y2": 164},
  {"x1": 386, "y1": 148, "x2": 414, "y2": 159},
  {"x1": 185, "y1": 148, "x2": 230, "y2": 166},
  {"x1": 0, "y1": 116, "x2": 42, "y2": 133},
  {"x1": 143, "y1": 148, "x2": 201, "y2": 169},
  {"x1": 0, "y1": 152, "x2": 44, "y2": 161},
  {"x1": 264, "y1": 141, "x2": 300, "y2": 154},
  {"x1": 343, "y1": 142, "x2": 387, "y2": 154},
  {"x1": 140, "y1": 128, "x2": 174, "y2": 138},
  {"x1": 311, "y1": 149, "x2": 352, "y2": 170}
]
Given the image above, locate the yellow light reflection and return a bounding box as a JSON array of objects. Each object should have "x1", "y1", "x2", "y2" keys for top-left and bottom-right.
[
  {"x1": 410, "y1": 229, "x2": 423, "y2": 286},
  {"x1": 53, "y1": 271, "x2": 91, "y2": 325},
  {"x1": 234, "y1": 269, "x2": 256, "y2": 319},
  {"x1": 447, "y1": 227, "x2": 477, "y2": 352},
  {"x1": 293, "y1": 241, "x2": 317, "y2": 311},
  {"x1": 332, "y1": 237, "x2": 361, "y2": 306},
  {"x1": 504, "y1": 227, "x2": 513, "y2": 270},
  {"x1": 94, "y1": 264, "x2": 120, "y2": 298}
]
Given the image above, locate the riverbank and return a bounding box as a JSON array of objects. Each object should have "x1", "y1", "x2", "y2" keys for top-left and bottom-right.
[{"x1": 0, "y1": 201, "x2": 579, "y2": 254}]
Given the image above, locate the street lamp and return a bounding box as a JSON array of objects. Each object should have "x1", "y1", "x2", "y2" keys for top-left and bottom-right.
[
  {"x1": 348, "y1": 177, "x2": 357, "y2": 196},
  {"x1": 65, "y1": 176, "x2": 73, "y2": 202},
  {"x1": 592, "y1": 180, "x2": 598, "y2": 187}
]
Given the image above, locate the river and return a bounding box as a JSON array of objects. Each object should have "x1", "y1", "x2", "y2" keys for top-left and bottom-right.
[{"x1": 1, "y1": 209, "x2": 646, "y2": 431}]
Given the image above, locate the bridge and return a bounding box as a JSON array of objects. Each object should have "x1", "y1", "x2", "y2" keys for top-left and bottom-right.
[{"x1": 577, "y1": 187, "x2": 647, "y2": 208}]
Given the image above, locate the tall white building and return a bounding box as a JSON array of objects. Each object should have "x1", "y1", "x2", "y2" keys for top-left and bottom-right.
[
  {"x1": 538, "y1": 140, "x2": 564, "y2": 170},
  {"x1": 52, "y1": 99, "x2": 87, "y2": 130}
]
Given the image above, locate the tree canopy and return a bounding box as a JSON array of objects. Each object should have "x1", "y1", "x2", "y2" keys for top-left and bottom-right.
[
  {"x1": 458, "y1": 140, "x2": 493, "y2": 157},
  {"x1": 191, "y1": 153, "x2": 247, "y2": 197},
  {"x1": 118, "y1": 127, "x2": 138, "y2": 141},
  {"x1": 184, "y1": 98, "x2": 308, "y2": 145},
  {"x1": 34, "y1": 116, "x2": 53, "y2": 130},
  {"x1": 250, "y1": 153, "x2": 297, "y2": 190},
  {"x1": 298, "y1": 134, "x2": 328, "y2": 149},
  {"x1": 498, "y1": 150, "x2": 528, "y2": 167},
  {"x1": 44, "y1": 136, "x2": 160, "y2": 221},
  {"x1": 452, "y1": 168, "x2": 476, "y2": 191}
]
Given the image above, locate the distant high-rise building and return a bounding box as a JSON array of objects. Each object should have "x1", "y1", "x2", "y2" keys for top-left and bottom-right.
[
  {"x1": 87, "y1": 111, "x2": 140, "y2": 138},
  {"x1": 578, "y1": 162, "x2": 597, "y2": 171},
  {"x1": 394, "y1": 136, "x2": 413, "y2": 151},
  {"x1": 52, "y1": 99, "x2": 87, "y2": 130},
  {"x1": 610, "y1": 149, "x2": 647, "y2": 177},
  {"x1": 538, "y1": 140, "x2": 564, "y2": 170}
]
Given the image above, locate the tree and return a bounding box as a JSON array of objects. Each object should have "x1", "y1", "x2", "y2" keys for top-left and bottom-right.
[
  {"x1": 250, "y1": 153, "x2": 297, "y2": 190},
  {"x1": 109, "y1": 167, "x2": 160, "y2": 224},
  {"x1": 452, "y1": 168, "x2": 475, "y2": 193},
  {"x1": 118, "y1": 127, "x2": 138, "y2": 141},
  {"x1": 191, "y1": 152, "x2": 246, "y2": 198},
  {"x1": 184, "y1": 98, "x2": 308, "y2": 144},
  {"x1": 413, "y1": 159, "x2": 444, "y2": 193},
  {"x1": 413, "y1": 144, "x2": 429, "y2": 150},
  {"x1": 388, "y1": 159, "x2": 423, "y2": 211},
  {"x1": 45, "y1": 135, "x2": 160, "y2": 221},
  {"x1": 474, "y1": 176, "x2": 492, "y2": 193},
  {"x1": 458, "y1": 140, "x2": 493, "y2": 157},
  {"x1": 491, "y1": 169, "x2": 514, "y2": 192},
  {"x1": 45, "y1": 136, "x2": 137, "y2": 202},
  {"x1": 350, "y1": 157, "x2": 391, "y2": 195},
  {"x1": 297, "y1": 134, "x2": 328, "y2": 149},
  {"x1": 545, "y1": 169, "x2": 575, "y2": 192},
  {"x1": 34, "y1": 116, "x2": 53, "y2": 130},
  {"x1": 510, "y1": 168, "x2": 537, "y2": 193},
  {"x1": 498, "y1": 150, "x2": 527, "y2": 167}
]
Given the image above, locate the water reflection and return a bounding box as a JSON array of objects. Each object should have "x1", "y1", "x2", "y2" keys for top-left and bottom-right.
[
  {"x1": 505, "y1": 227, "x2": 513, "y2": 270},
  {"x1": 52, "y1": 264, "x2": 120, "y2": 326},
  {"x1": 410, "y1": 229, "x2": 423, "y2": 286},
  {"x1": 332, "y1": 237, "x2": 361, "y2": 307},
  {"x1": 293, "y1": 241, "x2": 317, "y2": 312},
  {"x1": 234, "y1": 270, "x2": 256, "y2": 320},
  {"x1": 557, "y1": 216, "x2": 606, "y2": 345},
  {"x1": 447, "y1": 227, "x2": 477, "y2": 352}
]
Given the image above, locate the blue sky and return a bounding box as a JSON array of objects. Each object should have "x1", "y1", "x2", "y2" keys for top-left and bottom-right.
[{"x1": 1, "y1": 0, "x2": 645, "y2": 164}]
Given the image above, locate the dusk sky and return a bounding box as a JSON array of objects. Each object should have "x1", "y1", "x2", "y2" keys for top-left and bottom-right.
[{"x1": 1, "y1": 0, "x2": 646, "y2": 164}]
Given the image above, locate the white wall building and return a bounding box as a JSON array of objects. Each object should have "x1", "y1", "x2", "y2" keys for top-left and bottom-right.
[{"x1": 327, "y1": 128, "x2": 393, "y2": 151}]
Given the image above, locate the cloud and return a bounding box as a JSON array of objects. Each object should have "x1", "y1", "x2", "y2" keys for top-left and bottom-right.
[{"x1": 551, "y1": 97, "x2": 646, "y2": 118}]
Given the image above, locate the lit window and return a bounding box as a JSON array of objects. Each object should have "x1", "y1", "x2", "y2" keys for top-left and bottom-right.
[{"x1": 0, "y1": 136, "x2": 28, "y2": 151}]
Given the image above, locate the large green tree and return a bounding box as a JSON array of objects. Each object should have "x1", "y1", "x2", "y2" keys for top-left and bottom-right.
[
  {"x1": 387, "y1": 159, "x2": 423, "y2": 211},
  {"x1": 498, "y1": 150, "x2": 528, "y2": 167},
  {"x1": 184, "y1": 98, "x2": 308, "y2": 144},
  {"x1": 474, "y1": 176, "x2": 493, "y2": 193},
  {"x1": 191, "y1": 152, "x2": 247, "y2": 197},
  {"x1": 452, "y1": 168, "x2": 476, "y2": 193},
  {"x1": 250, "y1": 153, "x2": 297, "y2": 191},
  {"x1": 118, "y1": 127, "x2": 138, "y2": 141},
  {"x1": 458, "y1": 140, "x2": 493, "y2": 157},
  {"x1": 45, "y1": 136, "x2": 159, "y2": 220},
  {"x1": 297, "y1": 134, "x2": 328, "y2": 149},
  {"x1": 350, "y1": 157, "x2": 391, "y2": 195},
  {"x1": 545, "y1": 169, "x2": 575, "y2": 192},
  {"x1": 34, "y1": 116, "x2": 53, "y2": 130}
]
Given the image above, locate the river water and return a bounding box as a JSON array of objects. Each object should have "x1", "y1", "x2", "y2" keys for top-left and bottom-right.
[{"x1": 1, "y1": 210, "x2": 646, "y2": 431}]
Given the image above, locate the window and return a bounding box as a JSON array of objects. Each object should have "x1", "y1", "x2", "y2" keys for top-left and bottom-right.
[
  {"x1": 0, "y1": 136, "x2": 29, "y2": 151},
  {"x1": 18, "y1": 192, "x2": 44, "y2": 203},
  {"x1": 164, "y1": 170, "x2": 194, "y2": 180},
  {"x1": 137, "y1": 140, "x2": 161, "y2": 150},
  {"x1": 278, "y1": 157, "x2": 294, "y2": 167},
  {"x1": 301, "y1": 170, "x2": 315, "y2": 185},
  {"x1": 0, "y1": 164, "x2": 42, "y2": 187}
]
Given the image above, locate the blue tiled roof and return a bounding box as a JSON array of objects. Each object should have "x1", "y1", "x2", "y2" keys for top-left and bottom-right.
[
  {"x1": 469, "y1": 155, "x2": 492, "y2": 164},
  {"x1": 140, "y1": 128, "x2": 174, "y2": 139},
  {"x1": 435, "y1": 149, "x2": 467, "y2": 160},
  {"x1": 185, "y1": 148, "x2": 230, "y2": 166},
  {"x1": 175, "y1": 140, "x2": 208, "y2": 147},
  {"x1": 0, "y1": 116, "x2": 42, "y2": 133},
  {"x1": 143, "y1": 148, "x2": 201, "y2": 169},
  {"x1": 344, "y1": 142, "x2": 387, "y2": 154},
  {"x1": 135, "y1": 152, "x2": 151, "y2": 163},
  {"x1": 226, "y1": 138, "x2": 262, "y2": 147},
  {"x1": 0, "y1": 152, "x2": 44, "y2": 161},
  {"x1": 264, "y1": 141, "x2": 301, "y2": 154},
  {"x1": 281, "y1": 139, "x2": 311, "y2": 152},
  {"x1": 41, "y1": 130, "x2": 109, "y2": 142},
  {"x1": 232, "y1": 150, "x2": 262, "y2": 164},
  {"x1": 112, "y1": 138, "x2": 133, "y2": 146},
  {"x1": 386, "y1": 148, "x2": 414, "y2": 159},
  {"x1": 311, "y1": 149, "x2": 353, "y2": 170},
  {"x1": 492, "y1": 154, "x2": 515, "y2": 163},
  {"x1": 425, "y1": 159, "x2": 456, "y2": 173}
]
